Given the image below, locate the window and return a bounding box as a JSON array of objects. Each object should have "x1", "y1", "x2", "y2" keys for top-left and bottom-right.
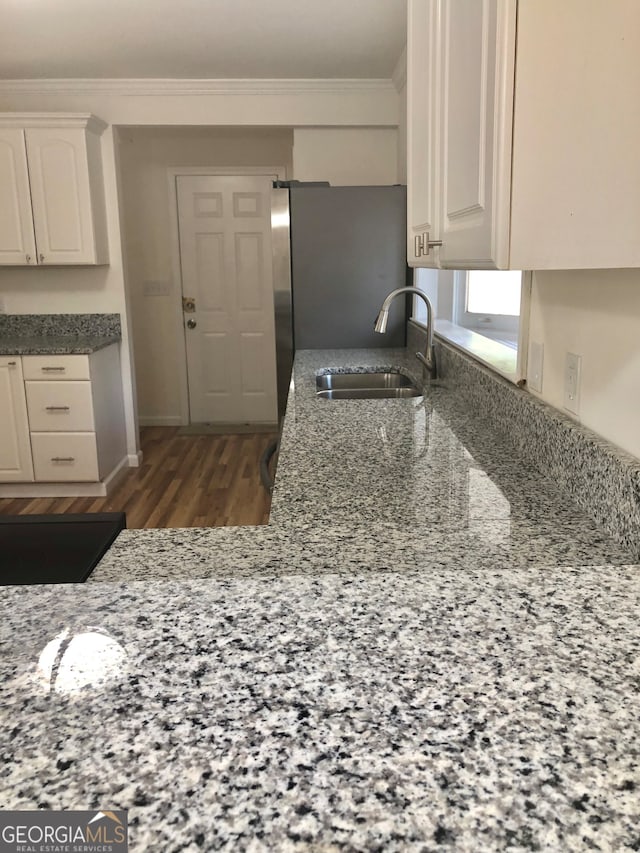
[
  {"x1": 412, "y1": 268, "x2": 530, "y2": 383},
  {"x1": 454, "y1": 270, "x2": 522, "y2": 348}
]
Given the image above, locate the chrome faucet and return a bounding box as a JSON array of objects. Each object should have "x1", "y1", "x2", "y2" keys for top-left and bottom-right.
[{"x1": 374, "y1": 286, "x2": 436, "y2": 376}]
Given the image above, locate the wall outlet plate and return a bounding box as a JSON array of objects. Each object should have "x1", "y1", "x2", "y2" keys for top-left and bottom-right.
[
  {"x1": 528, "y1": 341, "x2": 543, "y2": 393},
  {"x1": 563, "y1": 352, "x2": 582, "y2": 416},
  {"x1": 143, "y1": 280, "x2": 172, "y2": 297}
]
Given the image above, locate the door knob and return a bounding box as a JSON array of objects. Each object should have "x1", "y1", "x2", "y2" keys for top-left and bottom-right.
[{"x1": 186, "y1": 318, "x2": 197, "y2": 329}]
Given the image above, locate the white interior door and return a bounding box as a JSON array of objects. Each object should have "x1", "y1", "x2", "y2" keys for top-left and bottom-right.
[{"x1": 176, "y1": 175, "x2": 278, "y2": 425}]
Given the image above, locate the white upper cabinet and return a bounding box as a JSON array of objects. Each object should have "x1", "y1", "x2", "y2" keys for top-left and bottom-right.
[
  {"x1": 0, "y1": 114, "x2": 109, "y2": 266},
  {"x1": 406, "y1": 0, "x2": 440, "y2": 267},
  {"x1": 0, "y1": 129, "x2": 37, "y2": 265},
  {"x1": 408, "y1": 0, "x2": 640, "y2": 270}
]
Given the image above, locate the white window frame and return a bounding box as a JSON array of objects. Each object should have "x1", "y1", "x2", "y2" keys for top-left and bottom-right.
[
  {"x1": 453, "y1": 270, "x2": 521, "y2": 337},
  {"x1": 411, "y1": 269, "x2": 532, "y2": 385}
]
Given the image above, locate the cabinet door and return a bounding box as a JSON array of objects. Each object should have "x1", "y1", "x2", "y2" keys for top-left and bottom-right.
[
  {"x1": 25, "y1": 127, "x2": 97, "y2": 265},
  {"x1": 0, "y1": 129, "x2": 37, "y2": 266},
  {"x1": 0, "y1": 358, "x2": 34, "y2": 482},
  {"x1": 407, "y1": 0, "x2": 441, "y2": 268},
  {"x1": 438, "y1": 0, "x2": 516, "y2": 269}
]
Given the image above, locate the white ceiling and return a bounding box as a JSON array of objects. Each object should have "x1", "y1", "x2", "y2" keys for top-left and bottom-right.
[{"x1": 0, "y1": 0, "x2": 407, "y2": 80}]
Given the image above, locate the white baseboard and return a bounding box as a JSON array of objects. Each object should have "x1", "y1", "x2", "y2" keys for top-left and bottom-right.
[
  {"x1": 0, "y1": 455, "x2": 131, "y2": 499},
  {"x1": 128, "y1": 451, "x2": 143, "y2": 467},
  {"x1": 138, "y1": 415, "x2": 183, "y2": 426}
]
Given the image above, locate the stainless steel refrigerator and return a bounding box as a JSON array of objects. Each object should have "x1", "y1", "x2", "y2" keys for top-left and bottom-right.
[{"x1": 271, "y1": 183, "x2": 410, "y2": 418}]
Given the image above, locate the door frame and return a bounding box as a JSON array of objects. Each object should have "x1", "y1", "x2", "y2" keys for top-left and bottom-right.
[{"x1": 167, "y1": 165, "x2": 287, "y2": 424}]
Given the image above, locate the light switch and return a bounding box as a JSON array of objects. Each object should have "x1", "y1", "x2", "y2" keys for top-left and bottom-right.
[
  {"x1": 528, "y1": 341, "x2": 543, "y2": 393},
  {"x1": 143, "y1": 280, "x2": 172, "y2": 297},
  {"x1": 563, "y1": 352, "x2": 582, "y2": 416}
]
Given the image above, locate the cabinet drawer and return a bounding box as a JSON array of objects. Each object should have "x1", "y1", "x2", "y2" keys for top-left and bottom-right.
[
  {"x1": 22, "y1": 355, "x2": 90, "y2": 381},
  {"x1": 31, "y1": 433, "x2": 99, "y2": 482},
  {"x1": 26, "y1": 381, "x2": 94, "y2": 432}
]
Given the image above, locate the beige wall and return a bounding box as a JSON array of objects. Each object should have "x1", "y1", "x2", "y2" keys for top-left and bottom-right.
[
  {"x1": 293, "y1": 127, "x2": 398, "y2": 185},
  {"x1": 528, "y1": 269, "x2": 640, "y2": 459},
  {"x1": 118, "y1": 126, "x2": 294, "y2": 424}
]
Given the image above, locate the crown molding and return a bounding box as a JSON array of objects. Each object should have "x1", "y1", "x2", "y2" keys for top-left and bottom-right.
[
  {"x1": 391, "y1": 48, "x2": 407, "y2": 92},
  {"x1": 0, "y1": 112, "x2": 107, "y2": 132},
  {"x1": 0, "y1": 78, "x2": 398, "y2": 97}
]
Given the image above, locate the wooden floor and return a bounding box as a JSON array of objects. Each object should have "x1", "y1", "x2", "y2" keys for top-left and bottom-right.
[{"x1": 0, "y1": 427, "x2": 277, "y2": 528}]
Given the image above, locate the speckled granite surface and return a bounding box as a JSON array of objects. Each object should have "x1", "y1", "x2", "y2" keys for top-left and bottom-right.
[
  {"x1": 0, "y1": 313, "x2": 121, "y2": 354},
  {"x1": 2, "y1": 345, "x2": 639, "y2": 851},
  {"x1": 408, "y1": 322, "x2": 640, "y2": 556},
  {"x1": 91, "y1": 346, "x2": 636, "y2": 582},
  {"x1": 2, "y1": 568, "x2": 640, "y2": 850},
  {"x1": 269, "y1": 348, "x2": 637, "y2": 557},
  {"x1": 92, "y1": 519, "x2": 632, "y2": 582}
]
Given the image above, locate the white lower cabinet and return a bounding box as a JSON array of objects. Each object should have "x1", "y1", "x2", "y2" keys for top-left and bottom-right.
[
  {"x1": 0, "y1": 346, "x2": 126, "y2": 489},
  {"x1": 25, "y1": 381, "x2": 95, "y2": 432},
  {"x1": 30, "y1": 433, "x2": 100, "y2": 482},
  {"x1": 0, "y1": 357, "x2": 34, "y2": 482}
]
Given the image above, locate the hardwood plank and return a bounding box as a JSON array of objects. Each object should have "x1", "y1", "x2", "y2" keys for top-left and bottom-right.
[{"x1": 0, "y1": 427, "x2": 276, "y2": 529}]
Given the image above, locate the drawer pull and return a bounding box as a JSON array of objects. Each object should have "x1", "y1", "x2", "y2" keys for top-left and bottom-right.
[
  {"x1": 8, "y1": 361, "x2": 16, "y2": 366},
  {"x1": 51, "y1": 457, "x2": 75, "y2": 463},
  {"x1": 45, "y1": 406, "x2": 70, "y2": 412},
  {"x1": 41, "y1": 366, "x2": 66, "y2": 372}
]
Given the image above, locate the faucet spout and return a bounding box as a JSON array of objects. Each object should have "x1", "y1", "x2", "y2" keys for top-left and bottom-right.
[{"x1": 374, "y1": 286, "x2": 436, "y2": 376}]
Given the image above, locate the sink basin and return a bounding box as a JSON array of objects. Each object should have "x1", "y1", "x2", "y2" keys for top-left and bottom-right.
[{"x1": 316, "y1": 372, "x2": 422, "y2": 400}]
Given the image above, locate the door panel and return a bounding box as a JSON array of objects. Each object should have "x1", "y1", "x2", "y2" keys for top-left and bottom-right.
[
  {"x1": 0, "y1": 358, "x2": 34, "y2": 482},
  {"x1": 235, "y1": 233, "x2": 264, "y2": 311},
  {"x1": 0, "y1": 129, "x2": 37, "y2": 265},
  {"x1": 439, "y1": 0, "x2": 515, "y2": 269},
  {"x1": 196, "y1": 233, "x2": 226, "y2": 311},
  {"x1": 25, "y1": 128, "x2": 95, "y2": 264},
  {"x1": 176, "y1": 175, "x2": 278, "y2": 425}
]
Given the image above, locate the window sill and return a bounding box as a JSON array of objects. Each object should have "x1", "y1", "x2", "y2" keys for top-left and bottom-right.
[{"x1": 410, "y1": 319, "x2": 519, "y2": 384}]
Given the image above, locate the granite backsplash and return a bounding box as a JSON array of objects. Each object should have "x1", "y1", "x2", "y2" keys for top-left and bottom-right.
[{"x1": 408, "y1": 320, "x2": 640, "y2": 555}]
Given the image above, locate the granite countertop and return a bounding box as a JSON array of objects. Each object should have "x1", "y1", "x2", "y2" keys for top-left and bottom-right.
[
  {"x1": 0, "y1": 312, "x2": 122, "y2": 355},
  {"x1": 95, "y1": 347, "x2": 635, "y2": 581},
  {"x1": 1, "y1": 347, "x2": 639, "y2": 850},
  {"x1": 0, "y1": 333, "x2": 121, "y2": 355}
]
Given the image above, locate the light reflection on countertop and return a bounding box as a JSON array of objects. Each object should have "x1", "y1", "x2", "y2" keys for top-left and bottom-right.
[{"x1": 36, "y1": 627, "x2": 128, "y2": 696}]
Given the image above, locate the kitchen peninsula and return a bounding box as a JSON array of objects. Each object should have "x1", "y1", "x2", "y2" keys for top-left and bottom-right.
[{"x1": 1, "y1": 342, "x2": 639, "y2": 851}]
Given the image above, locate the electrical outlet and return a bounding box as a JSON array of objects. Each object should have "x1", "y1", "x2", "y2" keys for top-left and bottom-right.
[
  {"x1": 564, "y1": 352, "x2": 582, "y2": 416},
  {"x1": 528, "y1": 341, "x2": 543, "y2": 393}
]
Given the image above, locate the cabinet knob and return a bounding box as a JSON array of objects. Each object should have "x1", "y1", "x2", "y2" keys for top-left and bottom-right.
[
  {"x1": 26, "y1": 254, "x2": 32, "y2": 264},
  {"x1": 39, "y1": 253, "x2": 45, "y2": 263}
]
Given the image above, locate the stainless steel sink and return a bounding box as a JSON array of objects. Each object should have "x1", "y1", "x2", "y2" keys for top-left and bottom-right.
[{"x1": 316, "y1": 372, "x2": 422, "y2": 400}]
